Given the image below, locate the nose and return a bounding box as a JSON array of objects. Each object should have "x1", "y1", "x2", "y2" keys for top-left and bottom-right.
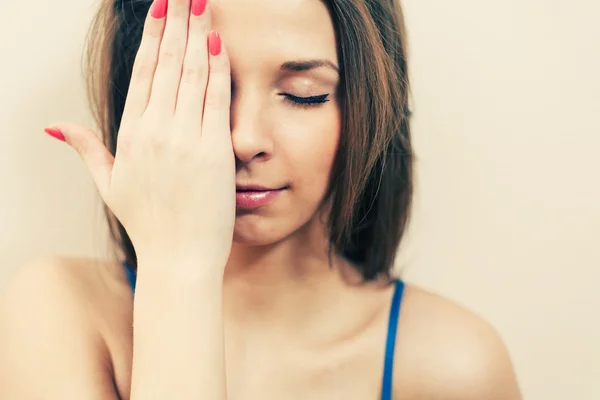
[{"x1": 230, "y1": 92, "x2": 273, "y2": 165}]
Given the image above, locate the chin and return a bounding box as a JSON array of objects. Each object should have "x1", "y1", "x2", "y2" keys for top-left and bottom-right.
[
  {"x1": 232, "y1": 207, "x2": 318, "y2": 247},
  {"x1": 232, "y1": 229, "x2": 285, "y2": 246},
  {"x1": 232, "y1": 213, "x2": 292, "y2": 246}
]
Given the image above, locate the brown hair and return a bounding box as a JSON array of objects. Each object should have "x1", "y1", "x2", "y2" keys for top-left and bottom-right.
[{"x1": 83, "y1": 0, "x2": 413, "y2": 283}]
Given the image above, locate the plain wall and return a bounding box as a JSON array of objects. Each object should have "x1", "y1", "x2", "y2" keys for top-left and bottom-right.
[{"x1": 1, "y1": 0, "x2": 599, "y2": 398}]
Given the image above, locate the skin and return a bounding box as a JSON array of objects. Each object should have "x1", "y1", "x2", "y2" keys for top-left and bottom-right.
[{"x1": 0, "y1": 0, "x2": 521, "y2": 399}]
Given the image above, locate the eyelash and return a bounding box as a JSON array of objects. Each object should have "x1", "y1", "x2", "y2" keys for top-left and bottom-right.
[{"x1": 280, "y1": 93, "x2": 330, "y2": 109}]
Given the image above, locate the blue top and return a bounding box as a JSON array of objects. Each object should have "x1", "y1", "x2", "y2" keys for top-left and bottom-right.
[{"x1": 123, "y1": 261, "x2": 404, "y2": 399}]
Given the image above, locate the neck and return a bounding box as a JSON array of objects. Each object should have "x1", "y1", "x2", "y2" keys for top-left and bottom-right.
[{"x1": 222, "y1": 216, "x2": 364, "y2": 337}]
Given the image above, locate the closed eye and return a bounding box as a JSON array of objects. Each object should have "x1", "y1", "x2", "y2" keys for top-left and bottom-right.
[{"x1": 280, "y1": 93, "x2": 330, "y2": 109}]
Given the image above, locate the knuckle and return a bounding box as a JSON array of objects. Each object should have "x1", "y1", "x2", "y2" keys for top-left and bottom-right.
[
  {"x1": 138, "y1": 119, "x2": 172, "y2": 151},
  {"x1": 132, "y1": 62, "x2": 154, "y2": 83},
  {"x1": 205, "y1": 80, "x2": 231, "y2": 109},
  {"x1": 204, "y1": 90, "x2": 226, "y2": 109},
  {"x1": 209, "y1": 68, "x2": 230, "y2": 85},
  {"x1": 159, "y1": 36, "x2": 186, "y2": 63},
  {"x1": 143, "y1": 20, "x2": 163, "y2": 40},
  {"x1": 159, "y1": 48, "x2": 184, "y2": 66},
  {"x1": 181, "y1": 63, "x2": 207, "y2": 85},
  {"x1": 147, "y1": 131, "x2": 170, "y2": 152},
  {"x1": 174, "y1": 140, "x2": 197, "y2": 161}
]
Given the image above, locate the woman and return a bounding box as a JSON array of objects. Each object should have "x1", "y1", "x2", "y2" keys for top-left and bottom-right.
[{"x1": 0, "y1": 0, "x2": 521, "y2": 398}]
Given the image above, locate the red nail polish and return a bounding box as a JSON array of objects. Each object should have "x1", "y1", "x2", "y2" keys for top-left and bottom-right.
[
  {"x1": 191, "y1": 0, "x2": 207, "y2": 16},
  {"x1": 151, "y1": 0, "x2": 168, "y2": 19},
  {"x1": 44, "y1": 128, "x2": 66, "y2": 142},
  {"x1": 209, "y1": 31, "x2": 222, "y2": 56}
]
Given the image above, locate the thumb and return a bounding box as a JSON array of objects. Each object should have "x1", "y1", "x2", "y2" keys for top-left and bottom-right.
[{"x1": 44, "y1": 122, "x2": 114, "y2": 199}]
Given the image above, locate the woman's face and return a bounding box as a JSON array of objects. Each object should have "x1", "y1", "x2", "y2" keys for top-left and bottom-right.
[{"x1": 211, "y1": 0, "x2": 342, "y2": 245}]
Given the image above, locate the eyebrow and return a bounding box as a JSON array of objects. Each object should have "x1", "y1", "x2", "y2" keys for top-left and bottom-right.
[{"x1": 279, "y1": 59, "x2": 340, "y2": 74}]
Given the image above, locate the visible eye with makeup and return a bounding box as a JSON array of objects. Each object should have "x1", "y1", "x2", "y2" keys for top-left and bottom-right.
[
  {"x1": 275, "y1": 59, "x2": 339, "y2": 109},
  {"x1": 278, "y1": 79, "x2": 334, "y2": 110},
  {"x1": 279, "y1": 93, "x2": 330, "y2": 109}
]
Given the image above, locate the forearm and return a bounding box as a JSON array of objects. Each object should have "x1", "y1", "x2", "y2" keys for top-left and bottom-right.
[{"x1": 129, "y1": 258, "x2": 227, "y2": 400}]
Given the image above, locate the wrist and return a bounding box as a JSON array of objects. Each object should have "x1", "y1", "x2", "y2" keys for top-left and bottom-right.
[{"x1": 135, "y1": 255, "x2": 226, "y2": 288}]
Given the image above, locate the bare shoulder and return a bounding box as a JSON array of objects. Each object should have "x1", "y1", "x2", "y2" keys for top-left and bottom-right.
[
  {"x1": 0, "y1": 255, "x2": 131, "y2": 399},
  {"x1": 393, "y1": 283, "x2": 522, "y2": 400}
]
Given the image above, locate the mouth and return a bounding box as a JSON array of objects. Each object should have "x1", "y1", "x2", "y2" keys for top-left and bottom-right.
[
  {"x1": 235, "y1": 185, "x2": 288, "y2": 192},
  {"x1": 235, "y1": 185, "x2": 288, "y2": 209}
]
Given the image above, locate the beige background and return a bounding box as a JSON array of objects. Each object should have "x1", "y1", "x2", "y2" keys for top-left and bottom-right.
[{"x1": 1, "y1": 0, "x2": 599, "y2": 398}]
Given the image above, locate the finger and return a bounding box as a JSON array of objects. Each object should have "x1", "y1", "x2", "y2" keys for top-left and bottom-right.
[
  {"x1": 201, "y1": 31, "x2": 232, "y2": 141},
  {"x1": 120, "y1": 0, "x2": 168, "y2": 126},
  {"x1": 45, "y1": 122, "x2": 114, "y2": 200},
  {"x1": 145, "y1": 0, "x2": 191, "y2": 119},
  {"x1": 174, "y1": 0, "x2": 211, "y2": 130}
]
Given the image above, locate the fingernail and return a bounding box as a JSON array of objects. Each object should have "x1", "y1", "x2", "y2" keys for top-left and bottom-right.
[
  {"x1": 208, "y1": 31, "x2": 222, "y2": 56},
  {"x1": 44, "y1": 127, "x2": 66, "y2": 142},
  {"x1": 191, "y1": 0, "x2": 207, "y2": 16},
  {"x1": 151, "y1": 0, "x2": 168, "y2": 19}
]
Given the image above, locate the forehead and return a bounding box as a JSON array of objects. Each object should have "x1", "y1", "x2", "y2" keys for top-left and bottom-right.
[{"x1": 210, "y1": 0, "x2": 338, "y2": 72}]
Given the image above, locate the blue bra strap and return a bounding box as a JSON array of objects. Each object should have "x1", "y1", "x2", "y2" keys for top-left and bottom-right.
[
  {"x1": 123, "y1": 261, "x2": 136, "y2": 293},
  {"x1": 381, "y1": 279, "x2": 405, "y2": 400}
]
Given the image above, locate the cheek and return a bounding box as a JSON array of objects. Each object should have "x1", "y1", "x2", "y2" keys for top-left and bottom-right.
[{"x1": 281, "y1": 109, "x2": 341, "y2": 196}]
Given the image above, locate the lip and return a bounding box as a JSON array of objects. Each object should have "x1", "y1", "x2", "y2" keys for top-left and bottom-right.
[
  {"x1": 236, "y1": 184, "x2": 279, "y2": 192},
  {"x1": 235, "y1": 187, "x2": 287, "y2": 209}
]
